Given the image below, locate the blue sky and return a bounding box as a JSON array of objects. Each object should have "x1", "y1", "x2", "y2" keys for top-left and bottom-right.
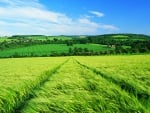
[{"x1": 0, "y1": 0, "x2": 149, "y2": 36}]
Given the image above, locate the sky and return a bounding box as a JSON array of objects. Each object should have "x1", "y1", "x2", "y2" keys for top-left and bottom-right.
[{"x1": 0, "y1": 0, "x2": 149, "y2": 36}]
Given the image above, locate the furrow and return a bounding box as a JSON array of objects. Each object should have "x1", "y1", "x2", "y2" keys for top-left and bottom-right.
[
  {"x1": 75, "y1": 59, "x2": 150, "y2": 110},
  {"x1": 19, "y1": 59, "x2": 145, "y2": 113},
  {"x1": 13, "y1": 58, "x2": 69, "y2": 113}
]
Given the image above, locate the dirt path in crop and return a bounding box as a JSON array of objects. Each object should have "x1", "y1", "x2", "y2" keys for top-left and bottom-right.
[{"x1": 18, "y1": 59, "x2": 145, "y2": 113}]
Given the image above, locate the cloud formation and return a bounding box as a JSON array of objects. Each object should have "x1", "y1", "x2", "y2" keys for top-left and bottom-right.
[
  {"x1": 0, "y1": 0, "x2": 118, "y2": 36},
  {"x1": 90, "y1": 11, "x2": 104, "y2": 17}
]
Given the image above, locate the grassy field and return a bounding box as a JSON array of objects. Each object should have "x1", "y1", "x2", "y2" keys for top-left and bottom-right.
[
  {"x1": 112, "y1": 35, "x2": 129, "y2": 38},
  {"x1": 0, "y1": 55, "x2": 150, "y2": 112},
  {"x1": 0, "y1": 38, "x2": 17, "y2": 42},
  {"x1": 75, "y1": 55, "x2": 150, "y2": 111},
  {"x1": 111, "y1": 34, "x2": 148, "y2": 41},
  {"x1": 0, "y1": 57, "x2": 68, "y2": 113},
  {"x1": 26, "y1": 36, "x2": 73, "y2": 41},
  {"x1": 0, "y1": 44, "x2": 111, "y2": 58}
]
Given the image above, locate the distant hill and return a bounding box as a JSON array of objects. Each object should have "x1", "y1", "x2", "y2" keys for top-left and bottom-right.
[
  {"x1": 0, "y1": 33, "x2": 150, "y2": 58},
  {"x1": 3, "y1": 33, "x2": 150, "y2": 41},
  {"x1": 87, "y1": 34, "x2": 150, "y2": 41}
]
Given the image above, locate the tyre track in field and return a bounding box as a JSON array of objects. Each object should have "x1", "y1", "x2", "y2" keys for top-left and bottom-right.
[
  {"x1": 14, "y1": 58, "x2": 70, "y2": 113},
  {"x1": 75, "y1": 59, "x2": 150, "y2": 109},
  {"x1": 18, "y1": 59, "x2": 145, "y2": 113}
]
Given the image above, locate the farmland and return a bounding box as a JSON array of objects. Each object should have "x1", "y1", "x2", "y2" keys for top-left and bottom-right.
[
  {"x1": 0, "y1": 34, "x2": 150, "y2": 58},
  {"x1": 0, "y1": 55, "x2": 150, "y2": 112},
  {"x1": 0, "y1": 44, "x2": 111, "y2": 58}
]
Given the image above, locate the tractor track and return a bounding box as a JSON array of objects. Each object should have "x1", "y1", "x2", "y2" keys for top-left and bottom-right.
[
  {"x1": 75, "y1": 59, "x2": 150, "y2": 109},
  {"x1": 14, "y1": 58, "x2": 70, "y2": 113}
]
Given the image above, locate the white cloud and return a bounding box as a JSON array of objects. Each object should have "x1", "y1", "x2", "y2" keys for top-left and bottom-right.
[
  {"x1": 90, "y1": 11, "x2": 104, "y2": 17},
  {"x1": 99, "y1": 24, "x2": 118, "y2": 30},
  {"x1": 0, "y1": 7, "x2": 72, "y2": 24},
  {"x1": 78, "y1": 18, "x2": 99, "y2": 28},
  {"x1": 0, "y1": 0, "x2": 43, "y2": 8},
  {"x1": 0, "y1": 0, "x2": 118, "y2": 36}
]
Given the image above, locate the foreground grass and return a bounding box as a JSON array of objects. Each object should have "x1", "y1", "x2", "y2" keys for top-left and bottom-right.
[
  {"x1": 0, "y1": 57, "x2": 68, "y2": 113},
  {"x1": 75, "y1": 55, "x2": 150, "y2": 110},
  {"x1": 20, "y1": 59, "x2": 145, "y2": 113},
  {"x1": 0, "y1": 55, "x2": 149, "y2": 112}
]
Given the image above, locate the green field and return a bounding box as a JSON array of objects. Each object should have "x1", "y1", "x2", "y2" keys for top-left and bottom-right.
[
  {"x1": 112, "y1": 35, "x2": 129, "y2": 38},
  {"x1": 0, "y1": 38, "x2": 17, "y2": 42},
  {"x1": 0, "y1": 55, "x2": 150, "y2": 112},
  {"x1": 0, "y1": 44, "x2": 111, "y2": 58},
  {"x1": 26, "y1": 36, "x2": 73, "y2": 41}
]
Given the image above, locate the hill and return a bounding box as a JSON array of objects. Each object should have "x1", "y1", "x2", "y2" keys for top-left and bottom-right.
[
  {"x1": 0, "y1": 33, "x2": 150, "y2": 58},
  {"x1": 87, "y1": 33, "x2": 150, "y2": 41}
]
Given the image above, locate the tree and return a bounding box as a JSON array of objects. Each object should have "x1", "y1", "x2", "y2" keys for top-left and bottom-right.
[{"x1": 66, "y1": 41, "x2": 73, "y2": 46}]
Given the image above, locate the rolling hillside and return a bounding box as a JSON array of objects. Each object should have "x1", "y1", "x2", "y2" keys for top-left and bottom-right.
[{"x1": 0, "y1": 34, "x2": 150, "y2": 58}]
